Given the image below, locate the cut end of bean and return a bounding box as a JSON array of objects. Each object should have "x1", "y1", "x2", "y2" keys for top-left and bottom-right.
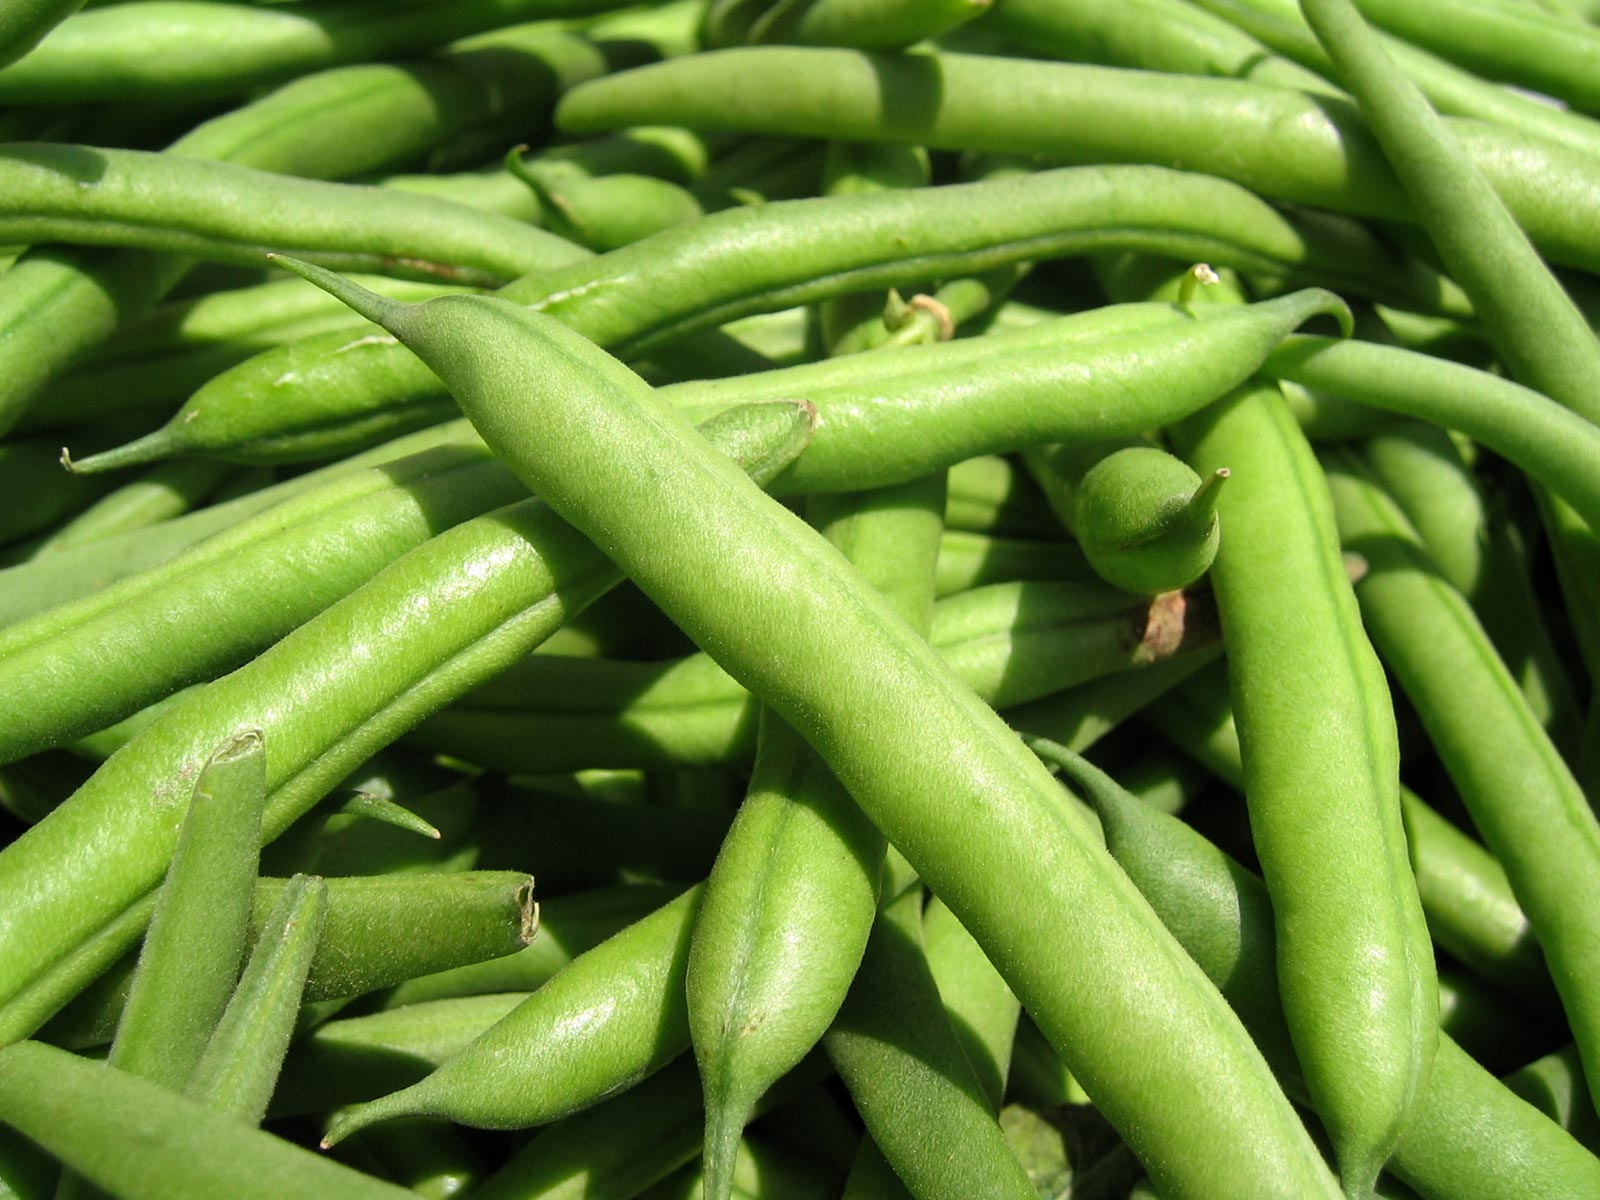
[{"x1": 516, "y1": 876, "x2": 540, "y2": 945}]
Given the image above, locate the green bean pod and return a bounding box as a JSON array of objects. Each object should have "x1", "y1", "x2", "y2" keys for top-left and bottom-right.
[
  {"x1": 1321, "y1": 451, "x2": 1600, "y2": 1118},
  {"x1": 281, "y1": 266, "x2": 1343, "y2": 1199},
  {"x1": 822, "y1": 885, "x2": 1038, "y2": 1199},
  {"x1": 408, "y1": 578, "x2": 1218, "y2": 774},
  {"x1": 160, "y1": 163, "x2": 1440, "y2": 471},
  {"x1": 1061, "y1": 745, "x2": 1600, "y2": 1200},
  {"x1": 1171, "y1": 380, "x2": 1435, "y2": 1198},
  {"x1": 0, "y1": 438, "x2": 119, "y2": 547},
  {"x1": 0, "y1": 0, "x2": 82, "y2": 69},
  {"x1": 739, "y1": 0, "x2": 989, "y2": 49},
  {"x1": 1071, "y1": 447, "x2": 1227, "y2": 596},
  {"x1": 556, "y1": 47, "x2": 1600, "y2": 274},
  {"x1": 17, "y1": 459, "x2": 237, "y2": 559},
  {"x1": 0, "y1": 0, "x2": 630, "y2": 103},
  {"x1": 688, "y1": 473, "x2": 944, "y2": 1200},
  {"x1": 0, "y1": 401, "x2": 813, "y2": 1043},
  {"x1": 0, "y1": 1040, "x2": 416, "y2": 1200},
  {"x1": 922, "y1": 893, "x2": 1019, "y2": 1107},
  {"x1": 324, "y1": 886, "x2": 701, "y2": 1140}
]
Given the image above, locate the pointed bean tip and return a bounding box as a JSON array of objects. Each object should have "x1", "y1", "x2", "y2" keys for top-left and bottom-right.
[
  {"x1": 269, "y1": 256, "x2": 405, "y2": 330},
  {"x1": 57, "y1": 427, "x2": 176, "y2": 475}
]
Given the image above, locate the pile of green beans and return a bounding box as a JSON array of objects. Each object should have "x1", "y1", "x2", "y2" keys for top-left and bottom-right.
[{"x1": 1, "y1": 1, "x2": 1598, "y2": 1198}]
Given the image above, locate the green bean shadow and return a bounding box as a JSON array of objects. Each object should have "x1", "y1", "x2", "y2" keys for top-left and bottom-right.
[
  {"x1": 865, "y1": 55, "x2": 948, "y2": 142},
  {"x1": 268, "y1": 1036, "x2": 445, "y2": 1119},
  {"x1": 4, "y1": 142, "x2": 111, "y2": 187}
]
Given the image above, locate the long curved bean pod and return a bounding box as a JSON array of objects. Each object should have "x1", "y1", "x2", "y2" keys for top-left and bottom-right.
[
  {"x1": 1170, "y1": 379, "x2": 1434, "y2": 1197},
  {"x1": 1261, "y1": 336, "x2": 1600, "y2": 535},
  {"x1": 688, "y1": 474, "x2": 943, "y2": 1200},
  {"x1": 408, "y1": 579, "x2": 1217, "y2": 774},
  {"x1": 1060, "y1": 745, "x2": 1600, "y2": 1200},
  {"x1": 0, "y1": 19, "x2": 617, "y2": 437},
  {"x1": 0, "y1": 143, "x2": 580, "y2": 287},
  {"x1": 1321, "y1": 452, "x2": 1600, "y2": 1120},
  {"x1": 0, "y1": 1041, "x2": 417, "y2": 1200},
  {"x1": 556, "y1": 48, "x2": 1600, "y2": 273},
  {"x1": 0, "y1": 401, "x2": 813, "y2": 1043},
  {"x1": 323, "y1": 886, "x2": 702, "y2": 1141},
  {"x1": 0, "y1": 0, "x2": 630, "y2": 103},
  {"x1": 156, "y1": 164, "x2": 1449, "y2": 472},
  {"x1": 281, "y1": 266, "x2": 1344, "y2": 1200},
  {"x1": 0, "y1": 0, "x2": 83, "y2": 70}
]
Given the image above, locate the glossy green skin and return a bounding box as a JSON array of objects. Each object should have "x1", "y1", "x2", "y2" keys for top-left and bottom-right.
[
  {"x1": 108, "y1": 732, "x2": 264, "y2": 1093},
  {"x1": 1172, "y1": 382, "x2": 1435, "y2": 1198},
  {"x1": 0, "y1": 403, "x2": 810, "y2": 1042},
  {"x1": 688, "y1": 475, "x2": 943, "y2": 1200},
  {"x1": 823, "y1": 886, "x2": 1038, "y2": 1199},
  {"x1": 325, "y1": 886, "x2": 702, "y2": 1139},
  {"x1": 174, "y1": 164, "x2": 1441, "y2": 467},
  {"x1": 0, "y1": 21, "x2": 609, "y2": 437},
  {"x1": 0, "y1": 0, "x2": 626, "y2": 102},
  {"x1": 410, "y1": 577, "x2": 1218, "y2": 774},
  {"x1": 1263, "y1": 335, "x2": 1600, "y2": 535},
  {"x1": 303, "y1": 279, "x2": 1341, "y2": 1200},
  {"x1": 1072, "y1": 748, "x2": 1600, "y2": 1200},
  {"x1": 1322, "y1": 453, "x2": 1600, "y2": 1124},
  {"x1": 1072, "y1": 447, "x2": 1221, "y2": 596},
  {"x1": 0, "y1": 142, "x2": 578, "y2": 286},
  {"x1": 0, "y1": 445, "x2": 524, "y2": 766},
  {"x1": 0, "y1": 1041, "x2": 416, "y2": 1200},
  {"x1": 187, "y1": 873, "x2": 327, "y2": 1124},
  {"x1": 556, "y1": 47, "x2": 1600, "y2": 274},
  {"x1": 0, "y1": 0, "x2": 84, "y2": 69}
]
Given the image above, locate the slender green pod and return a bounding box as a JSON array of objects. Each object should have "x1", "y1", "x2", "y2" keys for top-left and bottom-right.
[
  {"x1": 1171, "y1": 378, "x2": 1435, "y2": 1197},
  {"x1": 165, "y1": 164, "x2": 1445, "y2": 472},
  {"x1": 1504, "y1": 1045, "x2": 1600, "y2": 1152},
  {"x1": 280, "y1": 264, "x2": 1343, "y2": 1199},
  {"x1": 688, "y1": 473, "x2": 944, "y2": 1200},
  {"x1": 933, "y1": 530, "x2": 1086, "y2": 597},
  {"x1": 557, "y1": 48, "x2": 1600, "y2": 274},
  {"x1": 0, "y1": 444, "x2": 525, "y2": 766},
  {"x1": 1053, "y1": 742, "x2": 1600, "y2": 1200},
  {"x1": 0, "y1": 143, "x2": 579, "y2": 296},
  {"x1": 507, "y1": 148, "x2": 704, "y2": 252},
  {"x1": 822, "y1": 885, "x2": 1038, "y2": 1199},
  {"x1": 0, "y1": 0, "x2": 83, "y2": 70},
  {"x1": 323, "y1": 886, "x2": 702, "y2": 1141},
  {"x1": 922, "y1": 894, "x2": 1019, "y2": 1111},
  {"x1": 271, "y1": 994, "x2": 530, "y2": 1118},
  {"x1": 186, "y1": 873, "x2": 327, "y2": 1123},
  {"x1": 1071, "y1": 447, "x2": 1227, "y2": 595},
  {"x1": 0, "y1": 0, "x2": 630, "y2": 103},
  {"x1": 944, "y1": 455, "x2": 1059, "y2": 538},
  {"x1": 339, "y1": 1119, "x2": 485, "y2": 1200},
  {"x1": 0, "y1": 401, "x2": 812, "y2": 1041},
  {"x1": 18, "y1": 459, "x2": 237, "y2": 559},
  {"x1": 408, "y1": 578, "x2": 1218, "y2": 774},
  {"x1": 108, "y1": 730, "x2": 265, "y2": 1092},
  {"x1": 736, "y1": 0, "x2": 989, "y2": 48},
  {"x1": 0, "y1": 1040, "x2": 417, "y2": 1200},
  {"x1": 1321, "y1": 451, "x2": 1600, "y2": 1117}
]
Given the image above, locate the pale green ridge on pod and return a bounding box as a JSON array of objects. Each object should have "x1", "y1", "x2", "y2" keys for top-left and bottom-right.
[
  {"x1": 276, "y1": 259, "x2": 1345, "y2": 1200},
  {"x1": 1072, "y1": 447, "x2": 1227, "y2": 595}
]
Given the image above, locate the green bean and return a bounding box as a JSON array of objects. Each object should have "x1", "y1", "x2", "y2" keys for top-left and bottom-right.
[
  {"x1": 0, "y1": 439, "x2": 118, "y2": 548},
  {"x1": 922, "y1": 894, "x2": 1019, "y2": 1111},
  {"x1": 1503, "y1": 1045, "x2": 1600, "y2": 1152},
  {"x1": 186, "y1": 873, "x2": 327, "y2": 1123},
  {"x1": 271, "y1": 994, "x2": 529, "y2": 1118},
  {"x1": 688, "y1": 473, "x2": 943, "y2": 1200},
  {"x1": 284, "y1": 265, "x2": 1343, "y2": 1199},
  {"x1": 823, "y1": 884, "x2": 1037, "y2": 1199},
  {"x1": 0, "y1": 143, "x2": 580, "y2": 293},
  {"x1": 0, "y1": 1040, "x2": 416, "y2": 1200},
  {"x1": 1260, "y1": 336, "x2": 1600, "y2": 535},
  {"x1": 507, "y1": 146, "x2": 704, "y2": 252},
  {"x1": 107, "y1": 730, "x2": 264, "y2": 1092},
  {"x1": 0, "y1": 1124, "x2": 54, "y2": 1200},
  {"x1": 321, "y1": 885, "x2": 697, "y2": 1140},
  {"x1": 0, "y1": 0, "x2": 630, "y2": 103},
  {"x1": 1071, "y1": 446, "x2": 1227, "y2": 596},
  {"x1": 933, "y1": 530, "x2": 1085, "y2": 597},
  {"x1": 161, "y1": 163, "x2": 1450, "y2": 472},
  {"x1": 338, "y1": 1119, "x2": 485, "y2": 1200},
  {"x1": 1059, "y1": 741, "x2": 1600, "y2": 1200},
  {"x1": 722, "y1": 0, "x2": 989, "y2": 49},
  {"x1": 15, "y1": 459, "x2": 236, "y2": 560},
  {"x1": 1321, "y1": 450, "x2": 1600, "y2": 1118},
  {"x1": 1169, "y1": 372, "x2": 1434, "y2": 1195},
  {"x1": 556, "y1": 47, "x2": 1600, "y2": 274},
  {"x1": 0, "y1": 0, "x2": 83, "y2": 70},
  {"x1": 0, "y1": 444, "x2": 525, "y2": 766},
  {"x1": 944, "y1": 455, "x2": 1058, "y2": 538},
  {"x1": 0, "y1": 19, "x2": 614, "y2": 438},
  {"x1": 409, "y1": 579, "x2": 1218, "y2": 774},
  {"x1": 385, "y1": 883, "x2": 682, "y2": 1009},
  {"x1": 0, "y1": 401, "x2": 812, "y2": 1043}
]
